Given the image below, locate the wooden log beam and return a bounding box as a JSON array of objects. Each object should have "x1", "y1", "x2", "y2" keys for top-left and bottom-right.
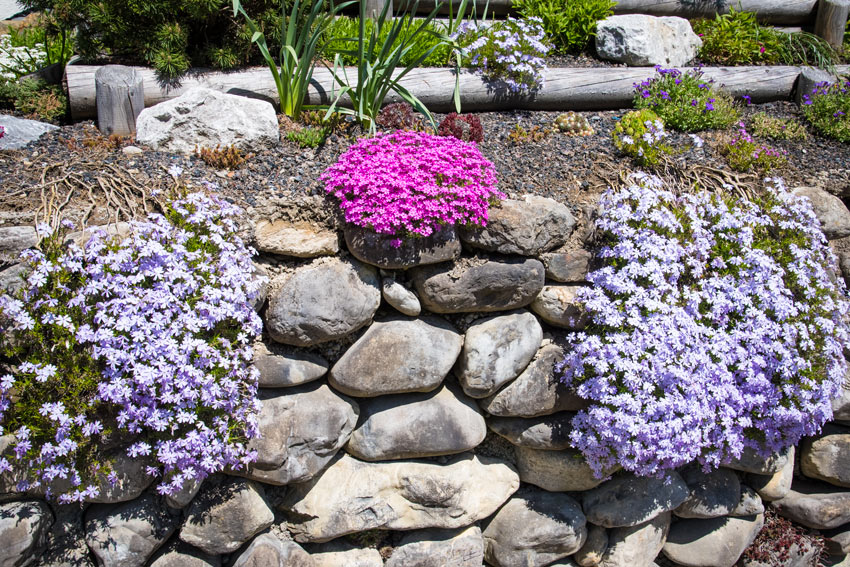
[
  {"x1": 413, "y1": 0, "x2": 818, "y2": 24},
  {"x1": 65, "y1": 64, "x2": 820, "y2": 120},
  {"x1": 814, "y1": 0, "x2": 850, "y2": 49},
  {"x1": 95, "y1": 65, "x2": 145, "y2": 136}
]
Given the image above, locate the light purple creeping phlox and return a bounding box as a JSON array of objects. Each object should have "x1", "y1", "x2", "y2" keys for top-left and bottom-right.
[
  {"x1": 0, "y1": 192, "x2": 264, "y2": 503},
  {"x1": 321, "y1": 130, "x2": 502, "y2": 245},
  {"x1": 557, "y1": 174, "x2": 849, "y2": 478}
]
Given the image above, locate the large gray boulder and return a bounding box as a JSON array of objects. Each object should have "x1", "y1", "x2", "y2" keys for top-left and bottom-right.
[
  {"x1": 230, "y1": 534, "x2": 314, "y2": 567},
  {"x1": 385, "y1": 526, "x2": 484, "y2": 567},
  {"x1": 0, "y1": 500, "x2": 53, "y2": 567},
  {"x1": 662, "y1": 514, "x2": 764, "y2": 567},
  {"x1": 310, "y1": 540, "x2": 383, "y2": 567},
  {"x1": 329, "y1": 316, "x2": 462, "y2": 397},
  {"x1": 459, "y1": 195, "x2": 576, "y2": 256},
  {"x1": 455, "y1": 311, "x2": 542, "y2": 399},
  {"x1": 800, "y1": 429, "x2": 850, "y2": 487},
  {"x1": 346, "y1": 384, "x2": 486, "y2": 461},
  {"x1": 601, "y1": 512, "x2": 671, "y2": 567},
  {"x1": 772, "y1": 480, "x2": 850, "y2": 529},
  {"x1": 793, "y1": 186, "x2": 850, "y2": 240},
  {"x1": 483, "y1": 488, "x2": 587, "y2": 567},
  {"x1": 38, "y1": 504, "x2": 92, "y2": 567},
  {"x1": 179, "y1": 478, "x2": 274, "y2": 555},
  {"x1": 0, "y1": 114, "x2": 59, "y2": 150},
  {"x1": 253, "y1": 342, "x2": 329, "y2": 388},
  {"x1": 674, "y1": 465, "x2": 741, "y2": 519},
  {"x1": 239, "y1": 383, "x2": 358, "y2": 485},
  {"x1": 344, "y1": 225, "x2": 461, "y2": 270},
  {"x1": 84, "y1": 494, "x2": 179, "y2": 567},
  {"x1": 281, "y1": 453, "x2": 519, "y2": 543},
  {"x1": 514, "y1": 446, "x2": 612, "y2": 492},
  {"x1": 480, "y1": 344, "x2": 587, "y2": 417},
  {"x1": 266, "y1": 257, "x2": 380, "y2": 346},
  {"x1": 746, "y1": 446, "x2": 794, "y2": 502},
  {"x1": 595, "y1": 15, "x2": 702, "y2": 67},
  {"x1": 411, "y1": 257, "x2": 545, "y2": 313},
  {"x1": 135, "y1": 87, "x2": 279, "y2": 154},
  {"x1": 487, "y1": 413, "x2": 575, "y2": 450},
  {"x1": 583, "y1": 472, "x2": 690, "y2": 528},
  {"x1": 723, "y1": 446, "x2": 792, "y2": 475}
]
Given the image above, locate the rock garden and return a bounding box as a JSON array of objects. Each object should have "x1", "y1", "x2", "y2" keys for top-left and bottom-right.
[{"x1": 1, "y1": 0, "x2": 850, "y2": 566}]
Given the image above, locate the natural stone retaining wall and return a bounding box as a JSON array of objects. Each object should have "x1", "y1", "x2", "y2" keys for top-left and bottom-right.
[{"x1": 2, "y1": 186, "x2": 850, "y2": 566}]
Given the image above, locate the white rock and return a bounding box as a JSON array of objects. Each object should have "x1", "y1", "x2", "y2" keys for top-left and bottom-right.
[{"x1": 596, "y1": 15, "x2": 702, "y2": 67}]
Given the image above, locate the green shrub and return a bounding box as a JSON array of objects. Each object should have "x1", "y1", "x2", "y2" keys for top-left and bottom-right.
[
  {"x1": 0, "y1": 78, "x2": 67, "y2": 123},
  {"x1": 721, "y1": 122, "x2": 787, "y2": 173},
  {"x1": 634, "y1": 66, "x2": 738, "y2": 132},
  {"x1": 286, "y1": 126, "x2": 327, "y2": 147},
  {"x1": 801, "y1": 79, "x2": 850, "y2": 143},
  {"x1": 693, "y1": 8, "x2": 838, "y2": 68},
  {"x1": 321, "y1": 16, "x2": 451, "y2": 67},
  {"x1": 512, "y1": 0, "x2": 614, "y2": 54},
  {"x1": 748, "y1": 112, "x2": 807, "y2": 141},
  {"x1": 612, "y1": 109, "x2": 672, "y2": 167},
  {"x1": 19, "y1": 0, "x2": 288, "y2": 79}
]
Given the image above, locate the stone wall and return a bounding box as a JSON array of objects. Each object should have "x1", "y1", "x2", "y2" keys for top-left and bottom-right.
[{"x1": 1, "y1": 188, "x2": 850, "y2": 567}]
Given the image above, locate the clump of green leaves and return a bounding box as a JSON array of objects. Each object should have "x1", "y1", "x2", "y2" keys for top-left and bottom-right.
[
  {"x1": 286, "y1": 126, "x2": 326, "y2": 148},
  {"x1": 801, "y1": 80, "x2": 850, "y2": 143},
  {"x1": 512, "y1": 0, "x2": 614, "y2": 53},
  {"x1": 748, "y1": 112, "x2": 807, "y2": 141},
  {"x1": 612, "y1": 109, "x2": 672, "y2": 167},
  {"x1": 721, "y1": 122, "x2": 787, "y2": 173},
  {"x1": 321, "y1": 16, "x2": 451, "y2": 67},
  {"x1": 693, "y1": 8, "x2": 838, "y2": 69},
  {"x1": 634, "y1": 66, "x2": 738, "y2": 132},
  {"x1": 0, "y1": 78, "x2": 67, "y2": 123}
]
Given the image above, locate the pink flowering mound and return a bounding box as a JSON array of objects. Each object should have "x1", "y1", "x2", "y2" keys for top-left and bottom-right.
[{"x1": 321, "y1": 130, "x2": 502, "y2": 243}]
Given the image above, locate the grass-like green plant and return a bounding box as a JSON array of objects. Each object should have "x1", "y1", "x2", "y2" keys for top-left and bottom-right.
[
  {"x1": 512, "y1": 0, "x2": 614, "y2": 54},
  {"x1": 801, "y1": 79, "x2": 850, "y2": 143},
  {"x1": 7, "y1": 15, "x2": 74, "y2": 69},
  {"x1": 286, "y1": 126, "x2": 327, "y2": 148},
  {"x1": 325, "y1": 0, "x2": 457, "y2": 134},
  {"x1": 693, "y1": 8, "x2": 838, "y2": 69},
  {"x1": 634, "y1": 67, "x2": 738, "y2": 132},
  {"x1": 233, "y1": 0, "x2": 354, "y2": 120},
  {"x1": 0, "y1": 78, "x2": 67, "y2": 123},
  {"x1": 748, "y1": 112, "x2": 807, "y2": 141},
  {"x1": 721, "y1": 122, "x2": 787, "y2": 173}
]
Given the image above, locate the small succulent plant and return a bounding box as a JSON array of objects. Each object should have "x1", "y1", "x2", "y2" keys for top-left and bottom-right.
[{"x1": 554, "y1": 111, "x2": 594, "y2": 136}]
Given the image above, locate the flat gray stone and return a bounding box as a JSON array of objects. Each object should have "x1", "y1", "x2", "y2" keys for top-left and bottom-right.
[
  {"x1": 381, "y1": 276, "x2": 421, "y2": 316},
  {"x1": 0, "y1": 226, "x2": 38, "y2": 257},
  {"x1": 515, "y1": 446, "x2": 613, "y2": 492},
  {"x1": 310, "y1": 540, "x2": 383, "y2": 567},
  {"x1": 411, "y1": 257, "x2": 545, "y2": 314},
  {"x1": 330, "y1": 315, "x2": 462, "y2": 396},
  {"x1": 481, "y1": 343, "x2": 588, "y2": 417},
  {"x1": 675, "y1": 465, "x2": 741, "y2": 519},
  {"x1": 266, "y1": 257, "x2": 380, "y2": 346},
  {"x1": 745, "y1": 446, "x2": 794, "y2": 502},
  {"x1": 164, "y1": 477, "x2": 202, "y2": 510},
  {"x1": 583, "y1": 472, "x2": 690, "y2": 528},
  {"x1": 793, "y1": 186, "x2": 850, "y2": 239},
  {"x1": 574, "y1": 524, "x2": 608, "y2": 567},
  {"x1": 346, "y1": 384, "x2": 485, "y2": 461},
  {"x1": 149, "y1": 540, "x2": 221, "y2": 567},
  {"x1": 662, "y1": 514, "x2": 764, "y2": 567},
  {"x1": 455, "y1": 310, "x2": 542, "y2": 399},
  {"x1": 801, "y1": 429, "x2": 850, "y2": 487},
  {"x1": 0, "y1": 500, "x2": 52, "y2": 567},
  {"x1": 487, "y1": 412, "x2": 575, "y2": 450},
  {"x1": 730, "y1": 486, "x2": 764, "y2": 517},
  {"x1": 239, "y1": 383, "x2": 358, "y2": 485},
  {"x1": 344, "y1": 224, "x2": 461, "y2": 269},
  {"x1": 540, "y1": 249, "x2": 592, "y2": 283},
  {"x1": 601, "y1": 512, "x2": 671, "y2": 567},
  {"x1": 772, "y1": 479, "x2": 850, "y2": 529},
  {"x1": 136, "y1": 88, "x2": 279, "y2": 154},
  {"x1": 254, "y1": 220, "x2": 338, "y2": 258},
  {"x1": 596, "y1": 15, "x2": 702, "y2": 67},
  {"x1": 179, "y1": 478, "x2": 274, "y2": 555},
  {"x1": 281, "y1": 453, "x2": 519, "y2": 543},
  {"x1": 385, "y1": 526, "x2": 484, "y2": 567},
  {"x1": 231, "y1": 534, "x2": 314, "y2": 567},
  {"x1": 253, "y1": 342, "x2": 329, "y2": 388},
  {"x1": 0, "y1": 263, "x2": 27, "y2": 295},
  {"x1": 483, "y1": 488, "x2": 587, "y2": 567},
  {"x1": 37, "y1": 504, "x2": 92, "y2": 567},
  {"x1": 0, "y1": 115, "x2": 59, "y2": 150},
  {"x1": 85, "y1": 494, "x2": 179, "y2": 567},
  {"x1": 723, "y1": 446, "x2": 792, "y2": 475},
  {"x1": 530, "y1": 285, "x2": 588, "y2": 329},
  {"x1": 459, "y1": 195, "x2": 576, "y2": 256}
]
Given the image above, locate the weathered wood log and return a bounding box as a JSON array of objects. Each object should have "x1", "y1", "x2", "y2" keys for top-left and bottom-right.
[
  {"x1": 94, "y1": 65, "x2": 144, "y2": 136},
  {"x1": 414, "y1": 0, "x2": 818, "y2": 23},
  {"x1": 66, "y1": 64, "x2": 827, "y2": 119},
  {"x1": 814, "y1": 0, "x2": 850, "y2": 49}
]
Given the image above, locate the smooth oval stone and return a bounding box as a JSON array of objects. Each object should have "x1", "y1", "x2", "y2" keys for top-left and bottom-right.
[
  {"x1": 253, "y1": 342, "x2": 329, "y2": 388},
  {"x1": 345, "y1": 224, "x2": 461, "y2": 269},
  {"x1": 772, "y1": 479, "x2": 850, "y2": 529},
  {"x1": 675, "y1": 465, "x2": 741, "y2": 519},
  {"x1": 601, "y1": 512, "x2": 671, "y2": 567},
  {"x1": 583, "y1": 472, "x2": 690, "y2": 528},
  {"x1": 800, "y1": 430, "x2": 850, "y2": 488},
  {"x1": 515, "y1": 446, "x2": 612, "y2": 492},
  {"x1": 541, "y1": 249, "x2": 592, "y2": 283},
  {"x1": 385, "y1": 526, "x2": 484, "y2": 567},
  {"x1": 487, "y1": 413, "x2": 575, "y2": 450},
  {"x1": 662, "y1": 514, "x2": 764, "y2": 567},
  {"x1": 530, "y1": 285, "x2": 589, "y2": 329}
]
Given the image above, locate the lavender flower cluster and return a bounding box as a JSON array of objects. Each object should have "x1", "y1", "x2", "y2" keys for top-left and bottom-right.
[
  {"x1": 0, "y1": 192, "x2": 264, "y2": 502},
  {"x1": 558, "y1": 174, "x2": 848, "y2": 478},
  {"x1": 453, "y1": 17, "x2": 550, "y2": 93}
]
